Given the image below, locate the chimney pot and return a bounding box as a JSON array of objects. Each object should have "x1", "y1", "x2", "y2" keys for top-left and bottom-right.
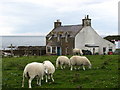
[
  {"x1": 87, "y1": 15, "x2": 89, "y2": 19},
  {"x1": 57, "y1": 19, "x2": 60, "y2": 22}
]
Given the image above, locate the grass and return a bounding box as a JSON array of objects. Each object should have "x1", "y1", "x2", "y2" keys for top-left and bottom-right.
[{"x1": 2, "y1": 55, "x2": 119, "y2": 88}]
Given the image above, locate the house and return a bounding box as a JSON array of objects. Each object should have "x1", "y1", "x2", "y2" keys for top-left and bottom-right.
[{"x1": 46, "y1": 15, "x2": 116, "y2": 55}]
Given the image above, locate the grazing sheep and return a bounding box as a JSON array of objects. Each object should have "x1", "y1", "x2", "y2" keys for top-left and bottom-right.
[
  {"x1": 70, "y1": 56, "x2": 91, "y2": 71},
  {"x1": 56, "y1": 56, "x2": 70, "y2": 69},
  {"x1": 22, "y1": 62, "x2": 45, "y2": 88},
  {"x1": 43, "y1": 60, "x2": 55, "y2": 83},
  {"x1": 73, "y1": 48, "x2": 83, "y2": 55}
]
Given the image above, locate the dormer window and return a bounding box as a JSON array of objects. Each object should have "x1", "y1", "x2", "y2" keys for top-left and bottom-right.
[
  {"x1": 48, "y1": 36, "x2": 52, "y2": 40},
  {"x1": 65, "y1": 32, "x2": 70, "y2": 42},
  {"x1": 52, "y1": 34, "x2": 54, "y2": 37},
  {"x1": 57, "y1": 34, "x2": 62, "y2": 42},
  {"x1": 68, "y1": 34, "x2": 70, "y2": 37},
  {"x1": 48, "y1": 34, "x2": 54, "y2": 40}
]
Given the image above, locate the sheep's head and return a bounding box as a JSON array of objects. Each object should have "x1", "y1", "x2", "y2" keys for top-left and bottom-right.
[
  {"x1": 88, "y1": 64, "x2": 92, "y2": 69},
  {"x1": 44, "y1": 68, "x2": 48, "y2": 74},
  {"x1": 68, "y1": 61, "x2": 71, "y2": 67},
  {"x1": 44, "y1": 68, "x2": 50, "y2": 79}
]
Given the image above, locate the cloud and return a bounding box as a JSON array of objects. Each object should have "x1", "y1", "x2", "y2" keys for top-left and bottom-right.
[
  {"x1": 0, "y1": 27, "x2": 15, "y2": 35},
  {"x1": 0, "y1": 0, "x2": 119, "y2": 36},
  {"x1": 96, "y1": 29, "x2": 118, "y2": 36}
]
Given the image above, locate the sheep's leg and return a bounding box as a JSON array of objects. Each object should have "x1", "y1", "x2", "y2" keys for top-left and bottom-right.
[
  {"x1": 51, "y1": 74, "x2": 54, "y2": 82},
  {"x1": 22, "y1": 75, "x2": 25, "y2": 87},
  {"x1": 37, "y1": 77, "x2": 39, "y2": 85},
  {"x1": 83, "y1": 66, "x2": 85, "y2": 70},
  {"x1": 37, "y1": 78, "x2": 38, "y2": 85},
  {"x1": 38, "y1": 78, "x2": 41, "y2": 86},
  {"x1": 78, "y1": 66, "x2": 80, "y2": 70},
  {"x1": 70, "y1": 65, "x2": 73, "y2": 71},
  {"x1": 60, "y1": 64, "x2": 63, "y2": 69},
  {"x1": 74, "y1": 66, "x2": 76, "y2": 70},
  {"x1": 63, "y1": 65, "x2": 66, "y2": 69},
  {"x1": 45, "y1": 75, "x2": 48, "y2": 83},
  {"x1": 41, "y1": 76, "x2": 44, "y2": 80},
  {"x1": 48, "y1": 74, "x2": 51, "y2": 79},
  {"x1": 29, "y1": 78, "x2": 33, "y2": 88},
  {"x1": 56, "y1": 65, "x2": 58, "y2": 69}
]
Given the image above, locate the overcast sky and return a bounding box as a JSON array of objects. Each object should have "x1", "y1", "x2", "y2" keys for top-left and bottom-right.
[{"x1": 0, "y1": 0, "x2": 118, "y2": 36}]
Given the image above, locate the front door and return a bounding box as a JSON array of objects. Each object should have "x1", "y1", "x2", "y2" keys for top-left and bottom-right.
[
  {"x1": 103, "y1": 47, "x2": 106, "y2": 55},
  {"x1": 57, "y1": 47, "x2": 61, "y2": 56}
]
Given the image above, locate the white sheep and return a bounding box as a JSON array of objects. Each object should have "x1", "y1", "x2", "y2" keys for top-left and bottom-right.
[
  {"x1": 73, "y1": 48, "x2": 83, "y2": 55},
  {"x1": 70, "y1": 56, "x2": 91, "y2": 71},
  {"x1": 22, "y1": 62, "x2": 45, "y2": 88},
  {"x1": 56, "y1": 56, "x2": 70, "y2": 69},
  {"x1": 43, "y1": 60, "x2": 55, "y2": 83}
]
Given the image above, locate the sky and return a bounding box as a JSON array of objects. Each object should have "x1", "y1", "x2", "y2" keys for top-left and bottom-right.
[{"x1": 0, "y1": 0, "x2": 119, "y2": 36}]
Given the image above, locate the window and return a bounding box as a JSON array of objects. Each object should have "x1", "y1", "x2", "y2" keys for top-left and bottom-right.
[
  {"x1": 47, "y1": 47, "x2": 51, "y2": 53},
  {"x1": 52, "y1": 47, "x2": 56, "y2": 53},
  {"x1": 103, "y1": 47, "x2": 106, "y2": 52},
  {"x1": 109, "y1": 47, "x2": 112, "y2": 52},
  {"x1": 68, "y1": 34, "x2": 70, "y2": 37}
]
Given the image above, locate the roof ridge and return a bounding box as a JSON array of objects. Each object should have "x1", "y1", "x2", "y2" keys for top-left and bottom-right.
[{"x1": 61, "y1": 24, "x2": 82, "y2": 27}]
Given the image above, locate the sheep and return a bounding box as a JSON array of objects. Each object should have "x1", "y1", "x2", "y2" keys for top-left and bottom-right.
[
  {"x1": 43, "y1": 60, "x2": 55, "y2": 83},
  {"x1": 70, "y1": 56, "x2": 91, "y2": 71},
  {"x1": 56, "y1": 56, "x2": 70, "y2": 69},
  {"x1": 73, "y1": 48, "x2": 83, "y2": 55},
  {"x1": 22, "y1": 62, "x2": 45, "y2": 88}
]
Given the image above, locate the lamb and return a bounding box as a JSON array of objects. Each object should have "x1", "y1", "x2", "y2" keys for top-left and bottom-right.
[
  {"x1": 70, "y1": 56, "x2": 91, "y2": 71},
  {"x1": 73, "y1": 48, "x2": 83, "y2": 55},
  {"x1": 43, "y1": 60, "x2": 55, "y2": 83},
  {"x1": 56, "y1": 56, "x2": 70, "y2": 69},
  {"x1": 22, "y1": 62, "x2": 45, "y2": 88}
]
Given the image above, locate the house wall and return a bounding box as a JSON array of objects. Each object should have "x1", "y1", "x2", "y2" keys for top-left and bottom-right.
[
  {"x1": 46, "y1": 36, "x2": 74, "y2": 55},
  {"x1": 61, "y1": 37, "x2": 74, "y2": 55},
  {"x1": 75, "y1": 26, "x2": 116, "y2": 54}
]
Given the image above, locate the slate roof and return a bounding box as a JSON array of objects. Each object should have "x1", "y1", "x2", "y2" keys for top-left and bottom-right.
[{"x1": 46, "y1": 25, "x2": 83, "y2": 37}]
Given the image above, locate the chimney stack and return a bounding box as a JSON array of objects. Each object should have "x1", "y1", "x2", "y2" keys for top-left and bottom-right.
[
  {"x1": 82, "y1": 15, "x2": 91, "y2": 27},
  {"x1": 54, "y1": 19, "x2": 62, "y2": 28}
]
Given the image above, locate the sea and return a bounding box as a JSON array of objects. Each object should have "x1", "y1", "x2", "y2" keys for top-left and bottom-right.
[
  {"x1": 1, "y1": 36, "x2": 46, "y2": 50},
  {"x1": 0, "y1": 36, "x2": 119, "y2": 50}
]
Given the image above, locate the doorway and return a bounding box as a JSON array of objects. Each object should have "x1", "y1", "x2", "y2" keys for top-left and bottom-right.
[{"x1": 57, "y1": 47, "x2": 61, "y2": 56}]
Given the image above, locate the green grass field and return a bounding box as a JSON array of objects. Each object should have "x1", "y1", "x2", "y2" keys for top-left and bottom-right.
[{"x1": 2, "y1": 55, "x2": 119, "y2": 88}]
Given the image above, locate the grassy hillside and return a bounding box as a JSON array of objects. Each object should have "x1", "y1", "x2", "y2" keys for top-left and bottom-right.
[{"x1": 2, "y1": 55, "x2": 119, "y2": 88}]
